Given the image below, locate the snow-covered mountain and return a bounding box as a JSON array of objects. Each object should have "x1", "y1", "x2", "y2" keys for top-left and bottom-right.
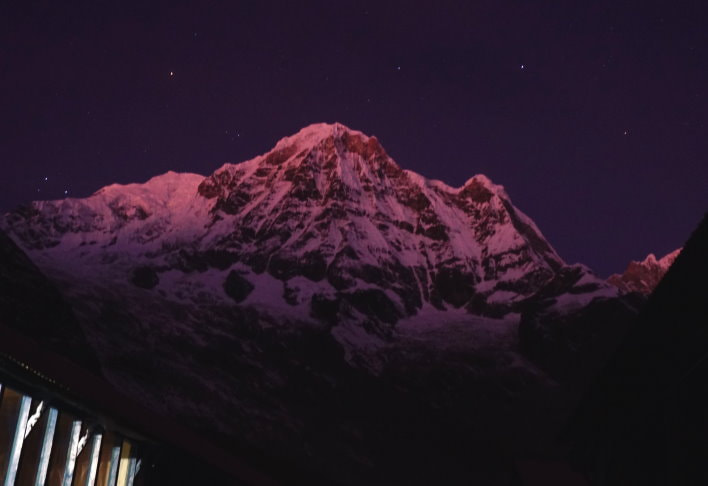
[
  {"x1": 0, "y1": 123, "x2": 626, "y2": 484},
  {"x1": 608, "y1": 249, "x2": 681, "y2": 295},
  {"x1": 1, "y1": 123, "x2": 613, "y2": 327}
]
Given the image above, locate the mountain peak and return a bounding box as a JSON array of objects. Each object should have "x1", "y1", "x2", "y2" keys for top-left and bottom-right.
[
  {"x1": 1, "y1": 122, "x2": 604, "y2": 326},
  {"x1": 196, "y1": 123, "x2": 397, "y2": 204},
  {"x1": 270, "y1": 122, "x2": 388, "y2": 165},
  {"x1": 274, "y1": 122, "x2": 373, "y2": 150},
  {"x1": 608, "y1": 248, "x2": 682, "y2": 294},
  {"x1": 287, "y1": 121, "x2": 363, "y2": 138},
  {"x1": 643, "y1": 253, "x2": 658, "y2": 264}
]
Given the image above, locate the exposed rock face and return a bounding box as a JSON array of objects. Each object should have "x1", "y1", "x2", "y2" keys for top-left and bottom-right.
[
  {"x1": 608, "y1": 249, "x2": 681, "y2": 295},
  {"x1": 223, "y1": 270, "x2": 254, "y2": 303},
  {"x1": 130, "y1": 266, "x2": 159, "y2": 289}
]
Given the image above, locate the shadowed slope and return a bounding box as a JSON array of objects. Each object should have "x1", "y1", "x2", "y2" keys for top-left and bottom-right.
[
  {"x1": 569, "y1": 214, "x2": 708, "y2": 485},
  {"x1": 0, "y1": 229, "x2": 99, "y2": 371}
]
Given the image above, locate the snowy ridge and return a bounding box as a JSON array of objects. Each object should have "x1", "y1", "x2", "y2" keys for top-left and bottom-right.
[
  {"x1": 1, "y1": 122, "x2": 613, "y2": 330},
  {"x1": 608, "y1": 248, "x2": 681, "y2": 295},
  {"x1": 639, "y1": 249, "x2": 682, "y2": 272}
]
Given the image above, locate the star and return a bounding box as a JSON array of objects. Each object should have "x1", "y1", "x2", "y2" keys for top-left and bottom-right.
[
  {"x1": 520, "y1": 64, "x2": 525, "y2": 70},
  {"x1": 396, "y1": 66, "x2": 401, "y2": 71},
  {"x1": 169, "y1": 71, "x2": 174, "y2": 77},
  {"x1": 623, "y1": 130, "x2": 629, "y2": 135}
]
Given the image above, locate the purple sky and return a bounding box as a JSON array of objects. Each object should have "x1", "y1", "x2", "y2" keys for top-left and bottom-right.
[{"x1": 2, "y1": 1, "x2": 706, "y2": 276}]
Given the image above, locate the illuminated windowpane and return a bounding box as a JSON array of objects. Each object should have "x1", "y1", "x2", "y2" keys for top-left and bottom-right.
[
  {"x1": 0, "y1": 387, "x2": 22, "y2": 479},
  {"x1": 131, "y1": 460, "x2": 143, "y2": 486},
  {"x1": 84, "y1": 432, "x2": 102, "y2": 486},
  {"x1": 114, "y1": 441, "x2": 132, "y2": 486},
  {"x1": 70, "y1": 427, "x2": 93, "y2": 486},
  {"x1": 4, "y1": 394, "x2": 32, "y2": 486},
  {"x1": 15, "y1": 401, "x2": 51, "y2": 485},
  {"x1": 36, "y1": 408, "x2": 59, "y2": 486},
  {"x1": 94, "y1": 432, "x2": 121, "y2": 486},
  {"x1": 125, "y1": 455, "x2": 137, "y2": 486},
  {"x1": 70, "y1": 429, "x2": 102, "y2": 486},
  {"x1": 61, "y1": 420, "x2": 83, "y2": 486},
  {"x1": 0, "y1": 388, "x2": 28, "y2": 482},
  {"x1": 45, "y1": 412, "x2": 80, "y2": 486}
]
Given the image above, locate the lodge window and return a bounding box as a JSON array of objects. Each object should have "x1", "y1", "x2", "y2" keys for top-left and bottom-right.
[
  {"x1": 0, "y1": 386, "x2": 29, "y2": 483},
  {"x1": 95, "y1": 432, "x2": 122, "y2": 486},
  {"x1": 0, "y1": 382, "x2": 142, "y2": 486},
  {"x1": 15, "y1": 401, "x2": 53, "y2": 485},
  {"x1": 45, "y1": 410, "x2": 81, "y2": 486}
]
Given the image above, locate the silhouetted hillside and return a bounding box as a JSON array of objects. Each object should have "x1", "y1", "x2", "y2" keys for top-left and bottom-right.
[
  {"x1": 0, "y1": 229, "x2": 100, "y2": 371},
  {"x1": 569, "y1": 213, "x2": 708, "y2": 485}
]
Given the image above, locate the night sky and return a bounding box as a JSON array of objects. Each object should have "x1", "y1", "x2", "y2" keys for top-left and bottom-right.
[{"x1": 2, "y1": 1, "x2": 706, "y2": 276}]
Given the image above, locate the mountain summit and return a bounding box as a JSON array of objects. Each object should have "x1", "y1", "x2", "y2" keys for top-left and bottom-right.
[{"x1": 2, "y1": 122, "x2": 610, "y2": 327}]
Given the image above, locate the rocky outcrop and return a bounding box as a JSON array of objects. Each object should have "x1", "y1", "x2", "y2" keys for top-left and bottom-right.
[
  {"x1": 223, "y1": 270, "x2": 254, "y2": 303},
  {"x1": 607, "y1": 249, "x2": 681, "y2": 295}
]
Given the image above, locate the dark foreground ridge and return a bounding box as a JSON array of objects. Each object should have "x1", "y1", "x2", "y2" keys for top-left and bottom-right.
[{"x1": 569, "y1": 214, "x2": 708, "y2": 485}]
